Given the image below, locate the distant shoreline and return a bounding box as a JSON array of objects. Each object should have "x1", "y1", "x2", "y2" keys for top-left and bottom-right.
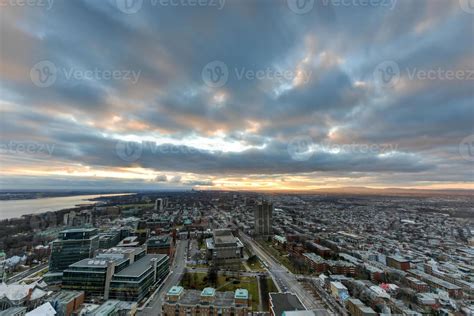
[
  {"x1": 0, "y1": 191, "x2": 134, "y2": 201},
  {"x1": 0, "y1": 193, "x2": 135, "y2": 221}
]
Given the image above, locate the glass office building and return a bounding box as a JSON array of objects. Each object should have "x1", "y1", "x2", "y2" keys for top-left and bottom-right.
[{"x1": 48, "y1": 228, "x2": 99, "y2": 273}]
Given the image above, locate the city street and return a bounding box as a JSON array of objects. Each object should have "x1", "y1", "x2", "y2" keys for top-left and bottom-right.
[
  {"x1": 139, "y1": 239, "x2": 189, "y2": 315},
  {"x1": 239, "y1": 233, "x2": 325, "y2": 311}
]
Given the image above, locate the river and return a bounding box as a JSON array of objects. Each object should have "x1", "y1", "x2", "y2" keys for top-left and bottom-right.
[{"x1": 0, "y1": 193, "x2": 132, "y2": 220}]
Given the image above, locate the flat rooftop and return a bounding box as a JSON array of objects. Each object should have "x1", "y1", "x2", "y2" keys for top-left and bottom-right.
[
  {"x1": 168, "y1": 289, "x2": 238, "y2": 307},
  {"x1": 270, "y1": 293, "x2": 305, "y2": 316},
  {"x1": 68, "y1": 257, "x2": 127, "y2": 269},
  {"x1": 113, "y1": 254, "x2": 167, "y2": 278}
]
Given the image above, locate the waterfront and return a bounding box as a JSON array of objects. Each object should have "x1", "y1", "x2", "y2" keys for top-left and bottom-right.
[{"x1": 0, "y1": 193, "x2": 131, "y2": 220}]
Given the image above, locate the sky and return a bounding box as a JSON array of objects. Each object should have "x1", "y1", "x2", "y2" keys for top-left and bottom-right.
[{"x1": 0, "y1": 0, "x2": 473, "y2": 191}]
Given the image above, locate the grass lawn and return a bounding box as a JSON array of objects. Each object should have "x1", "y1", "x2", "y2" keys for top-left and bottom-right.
[
  {"x1": 257, "y1": 240, "x2": 298, "y2": 273},
  {"x1": 266, "y1": 277, "x2": 278, "y2": 293}
]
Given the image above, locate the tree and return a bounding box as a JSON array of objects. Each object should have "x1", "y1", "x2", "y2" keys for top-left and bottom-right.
[{"x1": 207, "y1": 266, "x2": 218, "y2": 287}]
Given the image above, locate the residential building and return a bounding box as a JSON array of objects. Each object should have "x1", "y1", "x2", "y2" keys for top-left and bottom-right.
[{"x1": 255, "y1": 201, "x2": 273, "y2": 237}]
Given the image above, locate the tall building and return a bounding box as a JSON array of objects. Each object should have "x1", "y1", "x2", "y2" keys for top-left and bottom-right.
[
  {"x1": 154, "y1": 198, "x2": 167, "y2": 212},
  {"x1": 48, "y1": 228, "x2": 99, "y2": 273},
  {"x1": 254, "y1": 201, "x2": 273, "y2": 237}
]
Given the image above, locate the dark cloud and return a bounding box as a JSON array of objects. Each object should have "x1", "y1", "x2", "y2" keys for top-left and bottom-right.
[{"x1": 0, "y1": 0, "x2": 472, "y2": 189}]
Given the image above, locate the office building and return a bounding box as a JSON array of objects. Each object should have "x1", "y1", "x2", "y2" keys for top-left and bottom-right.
[
  {"x1": 109, "y1": 254, "x2": 169, "y2": 302},
  {"x1": 206, "y1": 229, "x2": 244, "y2": 270},
  {"x1": 255, "y1": 201, "x2": 273, "y2": 237},
  {"x1": 48, "y1": 228, "x2": 99, "y2": 273},
  {"x1": 62, "y1": 247, "x2": 169, "y2": 302},
  {"x1": 162, "y1": 286, "x2": 251, "y2": 316}
]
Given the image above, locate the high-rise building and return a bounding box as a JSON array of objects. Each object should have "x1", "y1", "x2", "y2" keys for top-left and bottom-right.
[
  {"x1": 254, "y1": 201, "x2": 273, "y2": 237},
  {"x1": 48, "y1": 228, "x2": 99, "y2": 273},
  {"x1": 154, "y1": 198, "x2": 167, "y2": 212}
]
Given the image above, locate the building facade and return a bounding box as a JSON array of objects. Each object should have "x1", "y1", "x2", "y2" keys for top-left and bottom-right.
[
  {"x1": 206, "y1": 229, "x2": 244, "y2": 270},
  {"x1": 162, "y1": 286, "x2": 251, "y2": 316},
  {"x1": 254, "y1": 201, "x2": 273, "y2": 237},
  {"x1": 48, "y1": 228, "x2": 100, "y2": 273}
]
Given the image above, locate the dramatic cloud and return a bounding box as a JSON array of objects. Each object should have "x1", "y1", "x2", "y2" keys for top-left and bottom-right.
[{"x1": 0, "y1": 0, "x2": 473, "y2": 190}]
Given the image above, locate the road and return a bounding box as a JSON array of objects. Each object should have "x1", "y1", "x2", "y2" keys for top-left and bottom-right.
[
  {"x1": 138, "y1": 239, "x2": 188, "y2": 315},
  {"x1": 7, "y1": 262, "x2": 48, "y2": 284},
  {"x1": 186, "y1": 267, "x2": 266, "y2": 278},
  {"x1": 239, "y1": 233, "x2": 326, "y2": 311}
]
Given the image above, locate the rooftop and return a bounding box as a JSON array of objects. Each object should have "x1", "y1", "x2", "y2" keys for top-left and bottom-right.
[
  {"x1": 113, "y1": 254, "x2": 167, "y2": 278},
  {"x1": 269, "y1": 293, "x2": 305, "y2": 316},
  {"x1": 201, "y1": 287, "x2": 216, "y2": 297},
  {"x1": 168, "y1": 286, "x2": 184, "y2": 296},
  {"x1": 234, "y1": 289, "x2": 248, "y2": 300}
]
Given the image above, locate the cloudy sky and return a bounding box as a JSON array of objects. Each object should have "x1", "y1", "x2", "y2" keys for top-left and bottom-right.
[{"x1": 0, "y1": 0, "x2": 473, "y2": 191}]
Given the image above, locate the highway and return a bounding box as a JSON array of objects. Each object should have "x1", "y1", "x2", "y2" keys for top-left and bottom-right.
[
  {"x1": 139, "y1": 239, "x2": 188, "y2": 315},
  {"x1": 239, "y1": 232, "x2": 326, "y2": 311}
]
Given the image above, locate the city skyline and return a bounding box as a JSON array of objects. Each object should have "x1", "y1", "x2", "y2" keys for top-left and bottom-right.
[{"x1": 1, "y1": 0, "x2": 473, "y2": 191}]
